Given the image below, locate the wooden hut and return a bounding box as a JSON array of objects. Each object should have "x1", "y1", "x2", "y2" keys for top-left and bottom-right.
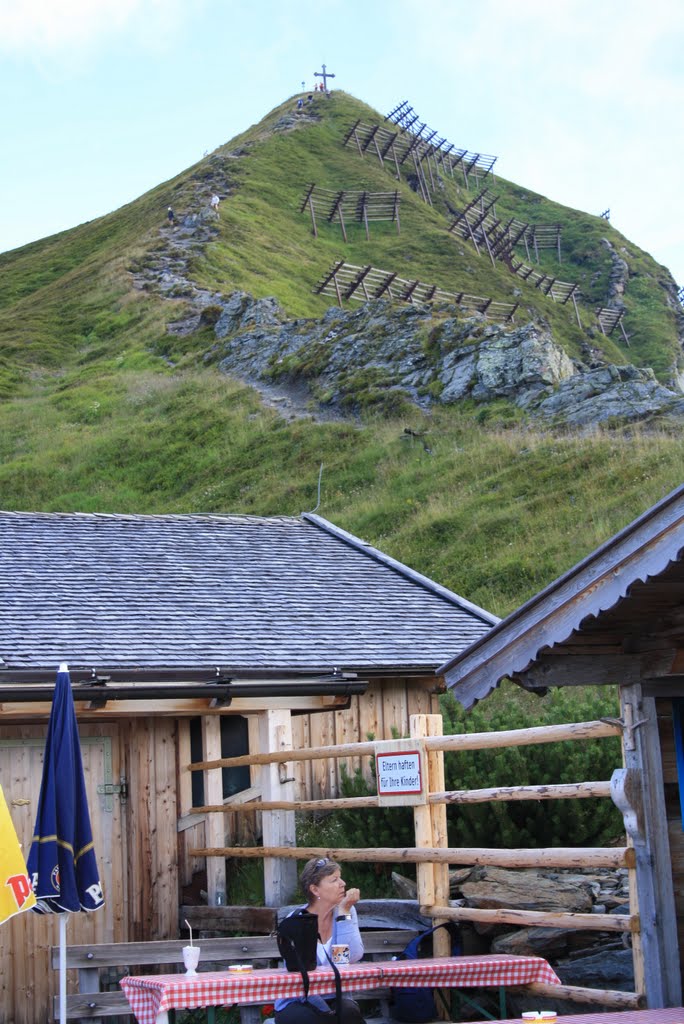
[
  {"x1": 0, "y1": 509, "x2": 496, "y2": 1024},
  {"x1": 438, "y1": 483, "x2": 684, "y2": 1009}
]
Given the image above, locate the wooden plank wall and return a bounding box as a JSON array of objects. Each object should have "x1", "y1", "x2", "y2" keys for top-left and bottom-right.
[
  {"x1": 290, "y1": 677, "x2": 438, "y2": 798},
  {"x1": 0, "y1": 722, "x2": 124, "y2": 1024},
  {"x1": 657, "y1": 699, "x2": 684, "y2": 991},
  {"x1": 120, "y1": 717, "x2": 179, "y2": 942}
]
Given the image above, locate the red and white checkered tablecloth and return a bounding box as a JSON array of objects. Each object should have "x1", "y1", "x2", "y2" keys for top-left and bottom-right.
[
  {"x1": 379, "y1": 954, "x2": 561, "y2": 989},
  {"x1": 120, "y1": 955, "x2": 561, "y2": 1024},
  {"x1": 120, "y1": 963, "x2": 383, "y2": 1024}
]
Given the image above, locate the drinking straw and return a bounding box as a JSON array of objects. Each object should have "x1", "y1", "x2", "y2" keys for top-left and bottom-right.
[{"x1": 185, "y1": 919, "x2": 194, "y2": 947}]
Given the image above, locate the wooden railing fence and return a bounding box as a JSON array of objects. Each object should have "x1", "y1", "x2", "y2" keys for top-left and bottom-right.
[{"x1": 187, "y1": 713, "x2": 646, "y2": 1012}]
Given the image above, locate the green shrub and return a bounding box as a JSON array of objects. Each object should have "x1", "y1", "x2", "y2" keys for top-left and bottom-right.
[{"x1": 440, "y1": 684, "x2": 623, "y2": 848}]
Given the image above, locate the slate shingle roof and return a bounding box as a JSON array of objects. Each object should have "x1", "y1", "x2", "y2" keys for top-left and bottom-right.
[{"x1": 0, "y1": 510, "x2": 496, "y2": 676}]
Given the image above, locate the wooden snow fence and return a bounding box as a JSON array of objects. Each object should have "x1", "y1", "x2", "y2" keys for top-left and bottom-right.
[
  {"x1": 189, "y1": 713, "x2": 648, "y2": 1013},
  {"x1": 343, "y1": 118, "x2": 496, "y2": 199},
  {"x1": 384, "y1": 101, "x2": 498, "y2": 189},
  {"x1": 314, "y1": 260, "x2": 519, "y2": 321},
  {"x1": 596, "y1": 306, "x2": 629, "y2": 343},
  {"x1": 448, "y1": 190, "x2": 568, "y2": 278},
  {"x1": 299, "y1": 184, "x2": 401, "y2": 240}
]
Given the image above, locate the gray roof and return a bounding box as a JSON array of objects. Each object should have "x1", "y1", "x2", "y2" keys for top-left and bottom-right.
[
  {"x1": 0, "y1": 510, "x2": 496, "y2": 677},
  {"x1": 439, "y1": 484, "x2": 684, "y2": 707}
]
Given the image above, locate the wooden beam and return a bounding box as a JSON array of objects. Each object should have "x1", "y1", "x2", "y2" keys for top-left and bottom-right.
[
  {"x1": 516, "y1": 653, "x2": 653, "y2": 688},
  {"x1": 423, "y1": 903, "x2": 636, "y2": 933},
  {"x1": 518, "y1": 982, "x2": 644, "y2": 1010},
  {"x1": 180, "y1": 904, "x2": 276, "y2": 933},
  {"x1": 431, "y1": 780, "x2": 612, "y2": 804},
  {"x1": 0, "y1": 693, "x2": 349, "y2": 720},
  {"x1": 344, "y1": 265, "x2": 373, "y2": 301},
  {"x1": 192, "y1": 718, "x2": 621, "y2": 771},
  {"x1": 298, "y1": 182, "x2": 316, "y2": 214},
  {"x1": 411, "y1": 717, "x2": 435, "y2": 908},
  {"x1": 194, "y1": 795, "x2": 379, "y2": 813},
  {"x1": 424, "y1": 714, "x2": 450, "y2": 956},
  {"x1": 192, "y1": 845, "x2": 633, "y2": 870},
  {"x1": 308, "y1": 194, "x2": 317, "y2": 238}
]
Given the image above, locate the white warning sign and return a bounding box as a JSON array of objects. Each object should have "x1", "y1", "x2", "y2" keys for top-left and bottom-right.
[{"x1": 376, "y1": 749, "x2": 423, "y2": 796}]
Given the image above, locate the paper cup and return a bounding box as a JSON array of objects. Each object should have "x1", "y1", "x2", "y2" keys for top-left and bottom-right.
[
  {"x1": 183, "y1": 945, "x2": 200, "y2": 975},
  {"x1": 331, "y1": 943, "x2": 350, "y2": 965}
]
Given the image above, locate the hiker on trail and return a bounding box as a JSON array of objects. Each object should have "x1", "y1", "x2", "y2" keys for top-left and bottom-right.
[
  {"x1": 210, "y1": 194, "x2": 220, "y2": 213},
  {"x1": 296, "y1": 98, "x2": 304, "y2": 110},
  {"x1": 167, "y1": 206, "x2": 176, "y2": 226}
]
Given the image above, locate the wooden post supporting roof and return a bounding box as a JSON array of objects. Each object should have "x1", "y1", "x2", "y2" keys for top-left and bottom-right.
[
  {"x1": 613, "y1": 684, "x2": 682, "y2": 1007},
  {"x1": 202, "y1": 716, "x2": 227, "y2": 906},
  {"x1": 259, "y1": 710, "x2": 297, "y2": 906}
]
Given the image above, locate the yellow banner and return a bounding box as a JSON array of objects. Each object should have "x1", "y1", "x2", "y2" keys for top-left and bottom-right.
[{"x1": 0, "y1": 783, "x2": 36, "y2": 924}]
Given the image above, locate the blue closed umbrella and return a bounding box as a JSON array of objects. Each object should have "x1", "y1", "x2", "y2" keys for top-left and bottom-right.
[{"x1": 28, "y1": 663, "x2": 105, "y2": 1022}]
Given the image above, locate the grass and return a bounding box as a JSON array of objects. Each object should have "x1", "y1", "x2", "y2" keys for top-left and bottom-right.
[{"x1": 0, "y1": 359, "x2": 681, "y2": 617}]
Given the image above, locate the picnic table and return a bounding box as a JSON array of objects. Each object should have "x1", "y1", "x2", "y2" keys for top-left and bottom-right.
[{"x1": 120, "y1": 954, "x2": 562, "y2": 1024}]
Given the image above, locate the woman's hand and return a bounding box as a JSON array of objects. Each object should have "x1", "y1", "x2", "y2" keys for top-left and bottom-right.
[{"x1": 338, "y1": 887, "x2": 360, "y2": 915}]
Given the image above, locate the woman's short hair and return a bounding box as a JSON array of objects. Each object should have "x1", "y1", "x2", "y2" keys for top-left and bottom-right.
[{"x1": 300, "y1": 856, "x2": 341, "y2": 901}]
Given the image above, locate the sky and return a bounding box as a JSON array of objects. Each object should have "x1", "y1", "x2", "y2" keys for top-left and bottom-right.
[{"x1": 1, "y1": 0, "x2": 683, "y2": 288}]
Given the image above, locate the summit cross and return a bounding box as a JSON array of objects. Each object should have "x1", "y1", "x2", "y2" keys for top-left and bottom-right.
[{"x1": 314, "y1": 64, "x2": 336, "y2": 92}]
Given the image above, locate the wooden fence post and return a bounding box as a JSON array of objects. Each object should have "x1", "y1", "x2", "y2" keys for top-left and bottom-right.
[
  {"x1": 412, "y1": 714, "x2": 450, "y2": 956},
  {"x1": 410, "y1": 715, "x2": 434, "y2": 908}
]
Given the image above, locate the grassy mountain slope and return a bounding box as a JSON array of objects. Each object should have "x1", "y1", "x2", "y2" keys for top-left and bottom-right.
[{"x1": 0, "y1": 90, "x2": 682, "y2": 638}]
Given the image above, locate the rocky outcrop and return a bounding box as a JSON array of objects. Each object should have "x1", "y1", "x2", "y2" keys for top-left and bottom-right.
[
  {"x1": 600, "y1": 238, "x2": 629, "y2": 306},
  {"x1": 132, "y1": 188, "x2": 684, "y2": 428},
  {"x1": 202, "y1": 293, "x2": 684, "y2": 427},
  {"x1": 536, "y1": 364, "x2": 684, "y2": 426}
]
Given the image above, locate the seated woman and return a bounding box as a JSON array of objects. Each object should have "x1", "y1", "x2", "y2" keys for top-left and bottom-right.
[{"x1": 274, "y1": 857, "x2": 366, "y2": 1024}]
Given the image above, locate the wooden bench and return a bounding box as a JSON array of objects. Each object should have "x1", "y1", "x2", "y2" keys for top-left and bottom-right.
[{"x1": 51, "y1": 928, "x2": 424, "y2": 1022}]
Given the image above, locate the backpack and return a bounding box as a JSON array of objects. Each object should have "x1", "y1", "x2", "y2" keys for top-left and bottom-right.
[
  {"x1": 276, "y1": 908, "x2": 319, "y2": 978},
  {"x1": 276, "y1": 908, "x2": 342, "y2": 1019},
  {"x1": 390, "y1": 923, "x2": 461, "y2": 1023}
]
